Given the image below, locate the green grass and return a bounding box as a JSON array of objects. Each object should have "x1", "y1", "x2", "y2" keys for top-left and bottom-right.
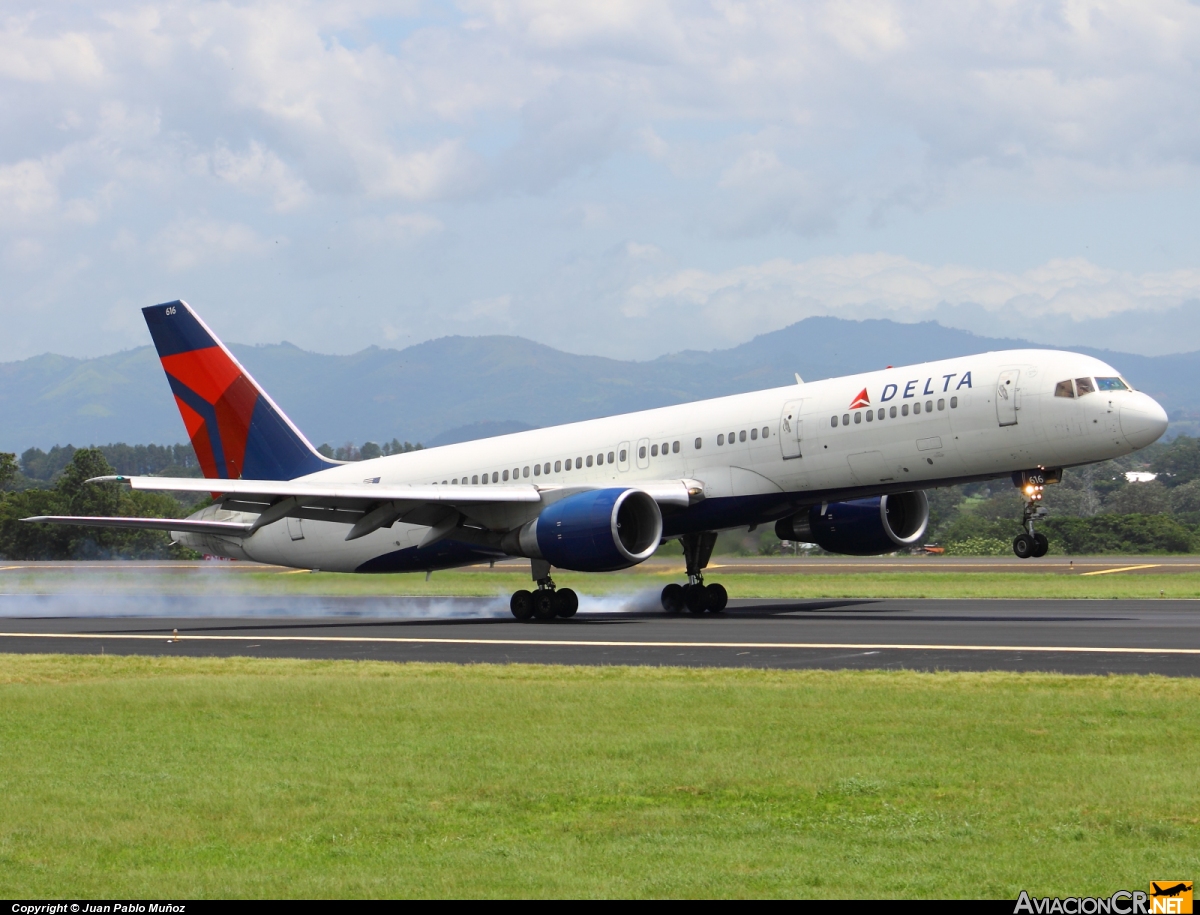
[
  {"x1": 1, "y1": 655, "x2": 1197, "y2": 898},
  {"x1": 7, "y1": 565, "x2": 1200, "y2": 600}
]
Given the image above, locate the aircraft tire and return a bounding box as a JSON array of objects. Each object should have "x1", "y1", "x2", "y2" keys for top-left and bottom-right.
[
  {"x1": 510, "y1": 590, "x2": 534, "y2": 620},
  {"x1": 555, "y1": 587, "x2": 579, "y2": 618},
  {"x1": 1013, "y1": 533, "x2": 1035, "y2": 559},
  {"x1": 533, "y1": 589, "x2": 557, "y2": 620},
  {"x1": 705, "y1": 583, "x2": 728, "y2": 612},
  {"x1": 1032, "y1": 533, "x2": 1049, "y2": 557},
  {"x1": 661, "y1": 583, "x2": 684, "y2": 613},
  {"x1": 683, "y1": 584, "x2": 708, "y2": 614}
]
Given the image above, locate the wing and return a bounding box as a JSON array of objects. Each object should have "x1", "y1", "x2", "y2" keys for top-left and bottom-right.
[
  {"x1": 36, "y1": 475, "x2": 702, "y2": 543},
  {"x1": 22, "y1": 516, "x2": 252, "y2": 536}
]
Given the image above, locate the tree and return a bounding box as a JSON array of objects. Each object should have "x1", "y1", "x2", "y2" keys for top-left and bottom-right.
[
  {"x1": 0, "y1": 452, "x2": 16, "y2": 491},
  {"x1": 1151, "y1": 435, "x2": 1200, "y2": 487}
]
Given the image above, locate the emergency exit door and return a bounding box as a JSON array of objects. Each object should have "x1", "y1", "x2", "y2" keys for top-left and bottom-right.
[
  {"x1": 779, "y1": 399, "x2": 803, "y2": 459},
  {"x1": 996, "y1": 369, "x2": 1020, "y2": 426}
]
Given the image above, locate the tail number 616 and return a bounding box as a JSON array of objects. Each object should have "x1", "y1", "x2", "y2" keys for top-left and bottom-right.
[{"x1": 165, "y1": 306, "x2": 177, "y2": 315}]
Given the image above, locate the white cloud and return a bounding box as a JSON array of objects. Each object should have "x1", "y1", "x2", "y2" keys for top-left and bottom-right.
[
  {"x1": 207, "y1": 142, "x2": 311, "y2": 211},
  {"x1": 153, "y1": 217, "x2": 275, "y2": 272},
  {"x1": 613, "y1": 253, "x2": 1200, "y2": 352}
]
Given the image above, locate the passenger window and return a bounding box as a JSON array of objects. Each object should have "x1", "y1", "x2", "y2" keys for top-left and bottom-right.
[
  {"x1": 1096, "y1": 376, "x2": 1128, "y2": 391},
  {"x1": 1076, "y1": 377, "x2": 1095, "y2": 396},
  {"x1": 925, "y1": 400, "x2": 933, "y2": 412},
  {"x1": 1055, "y1": 380, "x2": 1075, "y2": 398},
  {"x1": 452, "y1": 478, "x2": 458, "y2": 484},
  {"x1": 661, "y1": 442, "x2": 668, "y2": 454},
  {"x1": 533, "y1": 464, "x2": 540, "y2": 477},
  {"x1": 842, "y1": 413, "x2": 850, "y2": 425},
  {"x1": 651, "y1": 444, "x2": 659, "y2": 457},
  {"x1": 937, "y1": 399, "x2": 945, "y2": 411},
  {"x1": 854, "y1": 412, "x2": 862, "y2": 424},
  {"x1": 902, "y1": 404, "x2": 909, "y2": 416},
  {"x1": 729, "y1": 431, "x2": 736, "y2": 443},
  {"x1": 673, "y1": 441, "x2": 680, "y2": 453},
  {"x1": 576, "y1": 457, "x2": 582, "y2": 469},
  {"x1": 638, "y1": 446, "x2": 646, "y2": 460},
  {"x1": 950, "y1": 396, "x2": 958, "y2": 408},
  {"x1": 739, "y1": 430, "x2": 747, "y2": 442},
  {"x1": 597, "y1": 453, "x2": 603, "y2": 464},
  {"x1": 555, "y1": 461, "x2": 562, "y2": 472},
  {"x1": 913, "y1": 402, "x2": 921, "y2": 414},
  {"x1": 830, "y1": 417, "x2": 837, "y2": 428},
  {"x1": 523, "y1": 466, "x2": 530, "y2": 478},
  {"x1": 889, "y1": 406, "x2": 897, "y2": 418},
  {"x1": 719, "y1": 432, "x2": 727, "y2": 443},
  {"x1": 503, "y1": 470, "x2": 509, "y2": 481},
  {"x1": 877, "y1": 409, "x2": 884, "y2": 421},
  {"x1": 866, "y1": 411, "x2": 873, "y2": 422},
  {"x1": 492, "y1": 472, "x2": 499, "y2": 483},
  {"x1": 544, "y1": 463, "x2": 550, "y2": 474},
  {"x1": 751, "y1": 428, "x2": 759, "y2": 439},
  {"x1": 694, "y1": 437, "x2": 702, "y2": 449},
  {"x1": 472, "y1": 475, "x2": 478, "y2": 484},
  {"x1": 586, "y1": 455, "x2": 593, "y2": 467},
  {"x1": 513, "y1": 468, "x2": 519, "y2": 479},
  {"x1": 608, "y1": 452, "x2": 615, "y2": 463},
  {"x1": 762, "y1": 427, "x2": 769, "y2": 438},
  {"x1": 619, "y1": 450, "x2": 627, "y2": 463}
]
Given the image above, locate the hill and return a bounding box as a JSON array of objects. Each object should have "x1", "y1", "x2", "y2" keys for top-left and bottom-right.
[{"x1": 1, "y1": 317, "x2": 1196, "y2": 451}]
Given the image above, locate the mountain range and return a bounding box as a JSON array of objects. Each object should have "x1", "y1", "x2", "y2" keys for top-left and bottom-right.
[{"x1": 2, "y1": 316, "x2": 1197, "y2": 453}]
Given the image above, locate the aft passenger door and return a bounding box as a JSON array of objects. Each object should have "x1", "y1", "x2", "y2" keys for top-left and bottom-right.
[
  {"x1": 996, "y1": 369, "x2": 1020, "y2": 427},
  {"x1": 779, "y1": 399, "x2": 803, "y2": 459}
]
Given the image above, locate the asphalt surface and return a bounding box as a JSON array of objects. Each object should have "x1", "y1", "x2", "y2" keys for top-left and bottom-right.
[{"x1": 2, "y1": 594, "x2": 1199, "y2": 676}]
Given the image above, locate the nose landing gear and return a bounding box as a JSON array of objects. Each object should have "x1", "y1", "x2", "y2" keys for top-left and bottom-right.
[
  {"x1": 1013, "y1": 475, "x2": 1049, "y2": 559},
  {"x1": 661, "y1": 531, "x2": 729, "y2": 613},
  {"x1": 510, "y1": 559, "x2": 577, "y2": 620}
]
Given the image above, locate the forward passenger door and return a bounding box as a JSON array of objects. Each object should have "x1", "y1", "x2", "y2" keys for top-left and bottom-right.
[{"x1": 779, "y1": 399, "x2": 803, "y2": 459}]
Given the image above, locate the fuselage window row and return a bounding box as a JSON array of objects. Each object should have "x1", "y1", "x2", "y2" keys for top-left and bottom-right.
[{"x1": 831, "y1": 396, "x2": 958, "y2": 428}]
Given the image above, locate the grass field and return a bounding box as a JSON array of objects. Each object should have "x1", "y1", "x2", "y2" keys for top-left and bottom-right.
[
  {"x1": 1, "y1": 655, "x2": 1197, "y2": 898},
  {"x1": 6, "y1": 564, "x2": 1200, "y2": 600}
]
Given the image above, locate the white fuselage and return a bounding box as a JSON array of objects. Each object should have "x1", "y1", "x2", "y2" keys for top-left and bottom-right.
[{"x1": 181, "y1": 349, "x2": 1167, "y2": 572}]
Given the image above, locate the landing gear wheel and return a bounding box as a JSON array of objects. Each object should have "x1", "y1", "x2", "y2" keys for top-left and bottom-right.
[
  {"x1": 533, "y1": 589, "x2": 557, "y2": 620},
  {"x1": 1032, "y1": 532, "x2": 1049, "y2": 558},
  {"x1": 684, "y1": 583, "x2": 708, "y2": 614},
  {"x1": 510, "y1": 589, "x2": 534, "y2": 620},
  {"x1": 661, "y1": 583, "x2": 684, "y2": 613},
  {"x1": 554, "y1": 588, "x2": 579, "y2": 618},
  {"x1": 1013, "y1": 533, "x2": 1035, "y2": 559},
  {"x1": 705, "y1": 583, "x2": 728, "y2": 613}
]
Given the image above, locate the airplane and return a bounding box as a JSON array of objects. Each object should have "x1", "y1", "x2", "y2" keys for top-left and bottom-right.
[{"x1": 26, "y1": 300, "x2": 1169, "y2": 620}]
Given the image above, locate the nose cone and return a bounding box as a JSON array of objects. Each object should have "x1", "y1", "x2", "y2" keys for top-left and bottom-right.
[{"x1": 1121, "y1": 394, "x2": 1169, "y2": 449}]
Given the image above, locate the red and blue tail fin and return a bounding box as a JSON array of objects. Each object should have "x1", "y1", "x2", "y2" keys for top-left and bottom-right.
[{"x1": 143, "y1": 300, "x2": 337, "y2": 481}]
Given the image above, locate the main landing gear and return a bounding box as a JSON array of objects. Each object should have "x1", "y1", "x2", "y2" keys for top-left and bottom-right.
[
  {"x1": 510, "y1": 558, "x2": 578, "y2": 621},
  {"x1": 661, "y1": 531, "x2": 729, "y2": 614},
  {"x1": 1013, "y1": 477, "x2": 1049, "y2": 559}
]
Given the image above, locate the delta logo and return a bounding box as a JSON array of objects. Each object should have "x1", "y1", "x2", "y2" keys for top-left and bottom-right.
[
  {"x1": 849, "y1": 388, "x2": 871, "y2": 409},
  {"x1": 848, "y1": 371, "x2": 976, "y2": 410}
]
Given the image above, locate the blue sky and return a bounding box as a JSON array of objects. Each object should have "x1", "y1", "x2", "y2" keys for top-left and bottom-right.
[{"x1": 3, "y1": 0, "x2": 1200, "y2": 363}]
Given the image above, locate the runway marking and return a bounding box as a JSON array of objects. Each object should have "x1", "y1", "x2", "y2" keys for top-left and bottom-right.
[
  {"x1": 0, "y1": 567, "x2": 21, "y2": 571},
  {"x1": 1079, "y1": 564, "x2": 1161, "y2": 577},
  {"x1": 0, "y1": 632, "x2": 1198, "y2": 655}
]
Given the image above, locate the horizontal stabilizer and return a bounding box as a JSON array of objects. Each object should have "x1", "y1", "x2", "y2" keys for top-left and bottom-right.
[{"x1": 22, "y1": 516, "x2": 252, "y2": 536}]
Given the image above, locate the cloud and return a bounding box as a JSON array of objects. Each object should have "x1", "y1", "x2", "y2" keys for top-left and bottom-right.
[{"x1": 152, "y1": 217, "x2": 276, "y2": 272}]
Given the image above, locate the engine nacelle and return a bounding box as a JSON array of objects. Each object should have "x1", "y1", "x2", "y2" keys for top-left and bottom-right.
[
  {"x1": 514, "y1": 488, "x2": 663, "y2": 572},
  {"x1": 775, "y1": 491, "x2": 929, "y2": 556}
]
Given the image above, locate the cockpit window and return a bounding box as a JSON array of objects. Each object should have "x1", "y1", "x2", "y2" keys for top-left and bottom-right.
[
  {"x1": 1075, "y1": 377, "x2": 1095, "y2": 396},
  {"x1": 1095, "y1": 376, "x2": 1129, "y2": 391},
  {"x1": 1054, "y1": 380, "x2": 1074, "y2": 398}
]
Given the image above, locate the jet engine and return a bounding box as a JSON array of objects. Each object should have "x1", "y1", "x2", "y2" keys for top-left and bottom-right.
[
  {"x1": 510, "y1": 488, "x2": 663, "y2": 572},
  {"x1": 774, "y1": 491, "x2": 929, "y2": 556}
]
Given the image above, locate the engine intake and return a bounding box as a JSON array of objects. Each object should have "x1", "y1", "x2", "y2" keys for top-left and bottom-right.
[
  {"x1": 515, "y1": 488, "x2": 663, "y2": 572},
  {"x1": 775, "y1": 491, "x2": 929, "y2": 556}
]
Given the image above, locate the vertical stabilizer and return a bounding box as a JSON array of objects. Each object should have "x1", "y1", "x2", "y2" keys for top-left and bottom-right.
[{"x1": 143, "y1": 300, "x2": 336, "y2": 481}]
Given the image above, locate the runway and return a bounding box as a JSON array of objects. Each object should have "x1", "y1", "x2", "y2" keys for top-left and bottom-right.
[{"x1": 2, "y1": 595, "x2": 1198, "y2": 676}]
